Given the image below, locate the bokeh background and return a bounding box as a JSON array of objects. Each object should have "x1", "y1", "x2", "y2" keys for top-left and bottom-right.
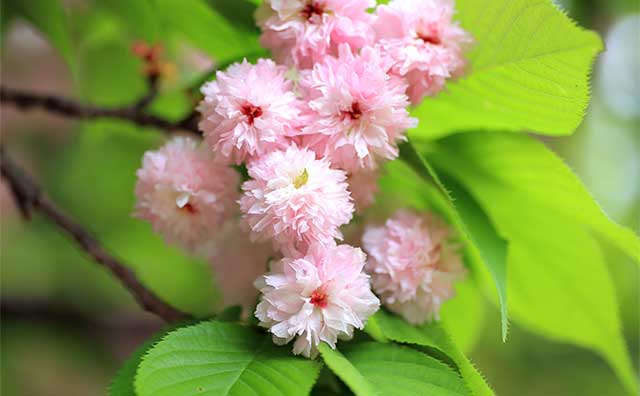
[{"x1": 1, "y1": 1, "x2": 638, "y2": 395}]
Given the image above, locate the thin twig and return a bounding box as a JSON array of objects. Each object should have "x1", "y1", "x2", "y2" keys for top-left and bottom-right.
[
  {"x1": 0, "y1": 148, "x2": 189, "y2": 323},
  {"x1": 133, "y1": 74, "x2": 160, "y2": 111},
  {"x1": 0, "y1": 85, "x2": 199, "y2": 135}
]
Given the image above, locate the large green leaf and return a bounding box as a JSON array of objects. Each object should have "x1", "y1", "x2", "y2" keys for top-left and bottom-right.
[
  {"x1": 411, "y1": 0, "x2": 603, "y2": 138},
  {"x1": 4, "y1": 0, "x2": 75, "y2": 71},
  {"x1": 320, "y1": 342, "x2": 470, "y2": 396},
  {"x1": 152, "y1": 0, "x2": 264, "y2": 62},
  {"x1": 318, "y1": 344, "x2": 378, "y2": 396},
  {"x1": 428, "y1": 132, "x2": 640, "y2": 262},
  {"x1": 399, "y1": 143, "x2": 509, "y2": 340},
  {"x1": 135, "y1": 320, "x2": 322, "y2": 396},
  {"x1": 99, "y1": 0, "x2": 161, "y2": 42},
  {"x1": 439, "y1": 278, "x2": 486, "y2": 354},
  {"x1": 428, "y1": 132, "x2": 639, "y2": 393},
  {"x1": 365, "y1": 310, "x2": 494, "y2": 396}
]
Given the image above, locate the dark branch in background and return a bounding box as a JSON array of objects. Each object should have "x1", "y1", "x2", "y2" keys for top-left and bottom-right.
[
  {"x1": 0, "y1": 148, "x2": 189, "y2": 323},
  {"x1": 133, "y1": 74, "x2": 160, "y2": 111},
  {"x1": 0, "y1": 85, "x2": 200, "y2": 135}
]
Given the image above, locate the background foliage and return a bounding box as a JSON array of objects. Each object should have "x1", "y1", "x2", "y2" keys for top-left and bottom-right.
[{"x1": 1, "y1": 0, "x2": 638, "y2": 395}]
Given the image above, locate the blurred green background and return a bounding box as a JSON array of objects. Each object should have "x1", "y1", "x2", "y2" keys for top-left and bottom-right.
[{"x1": 1, "y1": 0, "x2": 638, "y2": 395}]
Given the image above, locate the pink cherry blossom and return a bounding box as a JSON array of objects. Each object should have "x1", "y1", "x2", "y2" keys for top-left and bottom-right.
[
  {"x1": 207, "y1": 220, "x2": 277, "y2": 316},
  {"x1": 373, "y1": 0, "x2": 472, "y2": 104},
  {"x1": 255, "y1": 242, "x2": 380, "y2": 358},
  {"x1": 299, "y1": 45, "x2": 417, "y2": 172},
  {"x1": 347, "y1": 170, "x2": 379, "y2": 213},
  {"x1": 256, "y1": 0, "x2": 375, "y2": 69},
  {"x1": 239, "y1": 145, "x2": 354, "y2": 256},
  {"x1": 134, "y1": 137, "x2": 240, "y2": 252},
  {"x1": 362, "y1": 209, "x2": 465, "y2": 324},
  {"x1": 198, "y1": 58, "x2": 300, "y2": 164}
]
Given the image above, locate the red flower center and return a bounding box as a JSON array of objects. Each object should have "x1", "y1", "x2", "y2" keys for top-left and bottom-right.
[
  {"x1": 310, "y1": 289, "x2": 329, "y2": 308},
  {"x1": 241, "y1": 103, "x2": 263, "y2": 125},
  {"x1": 301, "y1": 2, "x2": 325, "y2": 21},
  {"x1": 344, "y1": 102, "x2": 363, "y2": 120},
  {"x1": 181, "y1": 202, "x2": 197, "y2": 214},
  {"x1": 417, "y1": 30, "x2": 441, "y2": 45}
]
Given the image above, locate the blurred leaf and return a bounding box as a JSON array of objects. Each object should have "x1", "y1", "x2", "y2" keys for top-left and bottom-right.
[
  {"x1": 4, "y1": 0, "x2": 76, "y2": 73},
  {"x1": 400, "y1": 142, "x2": 509, "y2": 340},
  {"x1": 2, "y1": 323, "x2": 113, "y2": 396},
  {"x1": 412, "y1": 0, "x2": 603, "y2": 139},
  {"x1": 321, "y1": 341, "x2": 470, "y2": 396},
  {"x1": 365, "y1": 310, "x2": 494, "y2": 396},
  {"x1": 135, "y1": 320, "x2": 321, "y2": 396},
  {"x1": 207, "y1": 0, "x2": 260, "y2": 34},
  {"x1": 77, "y1": 38, "x2": 146, "y2": 105},
  {"x1": 429, "y1": 132, "x2": 639, "y2": 392},
  {"x1": 1, "y1": 219, "x2": 135, "y2": 312},
  {"x1": 215, "y1": 305, "x2": 243, "y2": 322},
  {"x1": 152, "y1": 0, "x2": 263, "y2": 63},
  {"x1": 0, "y1": 0, "x2": 15, "y2": 44},
  {"x1": 98, "y1": 0, "x2": 161, "y2": 42},
  {"x1": 47, "y1": 125, "x2": 219, "y2": 316},
  {"x1": 105, "y1": 221, "x2": 220, "y2": 316}
]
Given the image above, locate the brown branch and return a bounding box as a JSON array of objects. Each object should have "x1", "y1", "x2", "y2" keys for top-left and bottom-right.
[
  {"x1": 0, "y1": 85, "x2": 200, "y2": 135},
  {"x1": 132, "y1": 74, "x2": 160, "y2": 111},
  {"x1": 0, "y1": 148, "x2": 189, "y2": 323}
]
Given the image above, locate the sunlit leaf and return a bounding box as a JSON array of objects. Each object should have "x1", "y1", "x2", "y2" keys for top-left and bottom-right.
[
  {"x1": 320, "y1": 342, "x2": 470, "y2": 396},
  {"x1": 412, "y1": 0, "x2": 603, "y2": 138},
  {"x1": 400, "y1": 142, "x2": 509, "y2": 340},
  {"x1": 365, "y1": 310, "x2": 494, "y2": 396},
  {"x1": 428, "y1": 131, "x2": 639, "y2": 393}
]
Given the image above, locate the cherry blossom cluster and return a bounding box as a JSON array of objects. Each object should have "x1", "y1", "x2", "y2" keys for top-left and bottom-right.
[{"x1": 133, "y1": 0, "x2": 470, "y2": 358}]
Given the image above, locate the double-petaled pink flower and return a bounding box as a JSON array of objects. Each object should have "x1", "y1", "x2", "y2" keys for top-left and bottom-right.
[
  {"x1": 198, "y1": 59, "x2": 300, "y2": 164},
  {"x1": 134, "y1": 137, "x2": 240, "y2": 252},
  {"x1": 300, "y1": 45, "x2": 417, "y2": 172},
  {"x1": 362, "y1": 209, "x2": 466, "y2": 324},
  {"x1": 239, "y1": 145, "x2": 354, "y2": 256},
  {"x1": 256, "y1": 0, "x2": 375, "y2": 69},
  {"x1": 255, "y1": 242, "x2": 380, "y2": 357},
  {"x1": 373, "y1": 0, "x2": 472, "y2": 104}
]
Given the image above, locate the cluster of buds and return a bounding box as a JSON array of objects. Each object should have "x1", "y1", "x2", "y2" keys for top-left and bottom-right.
[
  {"x1": 134, "y1": 0, "x2": 469, "y2": 358},
  {"x1": 131, "y1": 41, "x2": 174, "y2": 82}
]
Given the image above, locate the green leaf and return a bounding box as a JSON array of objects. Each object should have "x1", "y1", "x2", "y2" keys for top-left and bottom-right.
[
  {"x1": 400, "y1": 142, "x2": 509, "y2": 340},
  {"x1": 428, "y1": 131, "x2": 639, "y2": 393},
  {"x1": 135, "y1": 320, "x2": 322, "y2": 396},
  {"x1": 428, "y1": 132, "x2": 639, "y2": 264},
  {"x1": 152, "y1": 0, "x2": 264, "y2": 62},
  {"x1": 207, "y1": 0, "x2": 261, "y2": 35},
  {"x1": 98, "y1": 0, "x2": 161, "y2": 42},
  {"x1": 4, "y1": 0, "x2": 75, "y2": 72},
  {"x1": 366, "y1": 310, "x2": 494, "y2": 396},
  {"x1": 411, "y1": 0, "x2": 603, "y2": 138},
  {"x1": 321, "y1": 341, "x2": 470, "y2": 396},
  {"x1": 76, "y1": 32, "x2": 146, "y2": 105},
  {"x1": 439, "y1": 278, "x2": 486, "y2": 354},
  {"x1": 318, "y1": 344, "x2": 378, "y2": 396}
]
